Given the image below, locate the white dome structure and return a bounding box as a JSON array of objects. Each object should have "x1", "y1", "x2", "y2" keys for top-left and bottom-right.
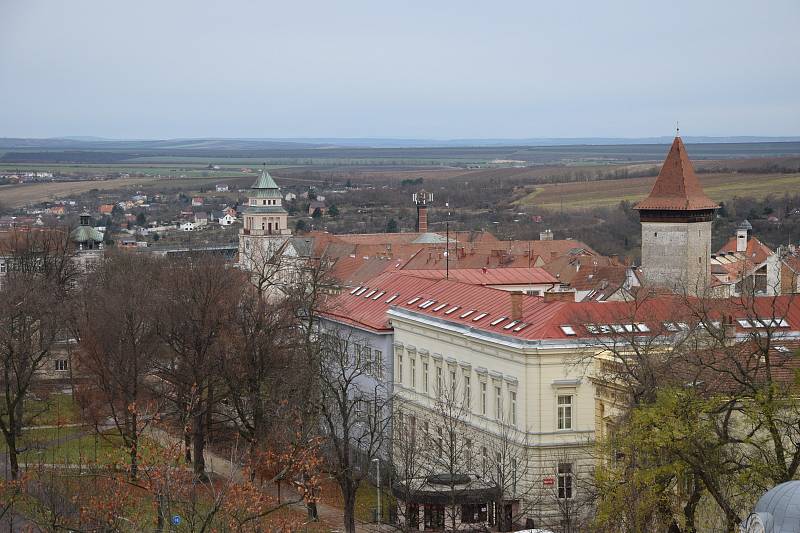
[{"x1": 743, "y1": 481, "x2": 800, "y2": 533}]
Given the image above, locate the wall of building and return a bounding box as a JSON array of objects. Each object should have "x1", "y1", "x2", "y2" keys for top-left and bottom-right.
[
  {"x1": 390, "y1": 311, "x2": 596, "y2": 526},
  {"x1": 641, "y1": 220, "x2": 712, "y2": 294}
]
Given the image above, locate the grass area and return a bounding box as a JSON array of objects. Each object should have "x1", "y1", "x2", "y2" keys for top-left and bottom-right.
[
  {"x1": 0, "y1": 426, "x2": 82, "y2": 454},
  {"x1": 26, "y1": 393, "x2": 82, "y2": 426},
  {"x1": 515, "y1": 172, "x2": 800, "y2": 210},
  {"x1": 19, "y1": 430, "x2": 170, "y2": 467},
  {"x1": 317, "y1": 476, "x2": 395, "y2": 523}
]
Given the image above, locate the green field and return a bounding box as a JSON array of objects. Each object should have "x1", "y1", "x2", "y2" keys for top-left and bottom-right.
[{"x1": 516, "y1": 172, "x2": 800, "y2": 210}]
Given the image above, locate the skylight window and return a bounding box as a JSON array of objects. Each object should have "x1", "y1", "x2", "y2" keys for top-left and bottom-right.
[
  {"x1": 350, "y1": 286, "x2": 362, "y2": 295},
  {"x1": 624, "y1": 324, "x2": 636, "y2": 333},
  {"x1": 419, "y1": 300, "x2": 436, "y2": 309},
  {"x1": 560, "y1": 325, "x2": 577, "y2": 336},
  {"x1": 503, "y1": 320, "x2": 519, "y2": 330},
  {"x1": 585, "y1": 324, "x2": 599, "y2": 334},
  {"x1": 663, "y1": 322, "x2": 679, "y2": 332},
  {"x1": 490, "y1": 317, "x2": 508, "y2": 326},
  {"x1": 432, "y1": 303, "x2": 448, "y2": 312},
  {"x1": 775, "y1": 345, "x2": 792, "y2": 353},
  {"x1": 598, "y1": 325, "x2": 612, "y2": 334},
  {"x1": 460, "y1": 310, "x2": 475, "y2": 319},
  {"x1": 755, "y1": 318, "x2": 790, "y2": 328},
  {"x1": 472, "y1": 313, "x2": 488, "y2": 322},
  {"x1": 355, "y1": 287, "x2": 368, "y2": 296},
  {"x1": 407, "y1": 297, "x2": 421, "y2": 305},
  {"x1": 363, "y1": 290, "x2": 376, "y2": 298},
  {"x1": 513, "y1": 323, "x2": 529, "y2": 332},
  {"x1": 738, "y1": 319, "x2": 753, "y2": 328},
  {"x1": 372, "y1": 291, "x2": 385, "y2": 300},
  {"x1": 385, "y1": 294, "x2": 399, "y2": 304},
  {"x1": 611, "y1": 324, "x2": 625, "y2": 333},
  {"x1": 636, "y1": 323, "x2": 650, "y2": 333},
  {"x1": 444, "y1": 306, "x2": 460, "y2": 315}
]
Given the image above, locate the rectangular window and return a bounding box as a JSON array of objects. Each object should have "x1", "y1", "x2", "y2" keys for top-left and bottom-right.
[
  {"x1": 464, "y1": 376, "x2": 471, "y2": 409},
  {"x1": 354, "y1": 343, "x2": 362, "y2": 368},
  {"x1": 374, "y1": 350, "x2": 383, "y2": 379},
  {"x1": 436, "y1": 366, "x2": 443, "y2": 396},
  {"x1": 450, "y1": 369, "x2": 456, "y2": 397},
  {"x1": 558, "y1": 395, "x2": 573, "y2": 430},
  {"x1": 409, "y1": 415, "x2": 416, "y2": 440},
  {"x1": 495, "y1": 386, "x2": 502, "y2": 420},
  {"x1": 511, "y1": 458, "x2": 518, "y2": 494},
  {"x1": 423, "y1": 362, "x2": 429, "y2": 393},
  {"x1": 557, "y1": 463, "x2": 573, "y2": 499},
  {"x1": 363, "y1": 347, "x2": 372, "y2": 375},
  {"x1": 397, "y1": 354, "x2": 403, "y2": 385},
  {"x1": 54, "y1": 359, "x2": 68, "y2": 372},
  {"x1": 437, "y1": 426, "x2": 443, "y2": 458},
  {"x1": 481, "y1": 382, "x2": 487, "y2": 415},
  {"x1": 410, "y1": 358, "x2": 416, "y2": 389},
  {"x1": 510, "y1": 391, "x2": 517, "y2": 426},
  {"x1": 482, "y1": 446, "x2": 488, "y2": 475},
  {"x1": 465, "y1": 439, "x2": 472, "y2": 470}
]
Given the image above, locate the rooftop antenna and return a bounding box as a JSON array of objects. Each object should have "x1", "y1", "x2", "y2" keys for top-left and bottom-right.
[
  {"x1": 445, "y1": 201, "x2": 450, "y2": 280},
  {"x1": 676, "y1": 121, "x2": 680, "y2": 137}
]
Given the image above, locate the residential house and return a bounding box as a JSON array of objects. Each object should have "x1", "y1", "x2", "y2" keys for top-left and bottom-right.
[
  {"x1": 308, "y1": 201, "x2": 327, "y2": 216},
  {"x1": 215, "y1": 184, "x2": 230, "y2": 192}
]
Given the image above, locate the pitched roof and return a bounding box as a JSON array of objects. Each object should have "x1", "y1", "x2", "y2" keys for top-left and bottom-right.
[
  {"x1": 635, "y1": 137, "x2": 719, "y2": 211},
  {"x1": 250, "y1": 169, "x2": 282, "y2": 198},
  {"x1": 403, "y1": 267, "x2": 557, "y2": 286},
  {"x1": 717, "y1": 235, "x2": 774, "y2": 266},
  {"x1": 323, "y1": 270, "x2": 800, "y2": 344}
]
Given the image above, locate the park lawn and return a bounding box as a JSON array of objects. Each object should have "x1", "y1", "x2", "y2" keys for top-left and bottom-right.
[
  {"x1": 0, "y1": 426, "x2": 82, "y2": 454},
  {"x1": 19, "y1": 430, "x2": 168, "y2": 467},
  {"x1": 26, "y1": 392, "x2": 83, "y2": 426},
  {"x1": 317, "y1": 475, "x2": 395, "y2": 523}
]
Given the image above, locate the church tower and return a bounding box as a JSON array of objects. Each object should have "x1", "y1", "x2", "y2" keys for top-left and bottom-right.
[
  {"x1": 635, "y1": 137, "x2": 718, "y2": 295},
  {"x1": 238, "y1": 168, "x2": 292, "y2": 270}
]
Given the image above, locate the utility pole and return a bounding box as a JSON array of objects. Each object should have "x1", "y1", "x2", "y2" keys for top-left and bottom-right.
[{"x1": 373, "y1": 458, "x2": 381, "y2": 523}]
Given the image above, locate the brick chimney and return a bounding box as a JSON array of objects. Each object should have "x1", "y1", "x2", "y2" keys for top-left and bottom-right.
[
  {"x1": 544, "y1": 290, "x2": 575, "y2": 303},
  {"x1": 413, "y1": 190, "x2": 432, "y2": 233},
  {"x1": 510, "y1": 291, "x2": 524, "y2": 321}
]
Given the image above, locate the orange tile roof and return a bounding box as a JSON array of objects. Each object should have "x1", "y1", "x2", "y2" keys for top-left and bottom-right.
[{"x1": 635, "y1": 137, "x2": 719, "y2": 211}]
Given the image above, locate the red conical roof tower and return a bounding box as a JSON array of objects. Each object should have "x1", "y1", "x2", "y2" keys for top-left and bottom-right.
[{"x1": 635, "y1": 136, "x2": 718, "y2": 213}]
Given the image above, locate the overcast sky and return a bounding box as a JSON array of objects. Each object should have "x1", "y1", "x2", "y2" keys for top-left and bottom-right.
[{"x1": 1, "y1": 0, "x2": 798, "y2": 139}]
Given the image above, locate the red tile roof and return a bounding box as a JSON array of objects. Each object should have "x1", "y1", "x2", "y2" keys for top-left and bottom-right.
[
  {"x1": 401, "y1": 267, "x2": 557, "y2": 286},
  {"x1": 717, "y1": 236, "x2": 773, "y2": 266},
  {"x1": 634, "y1": 137, "x2": 719, "y2": 211},
  {"x1": 322, "y1": 271, "x2": 800, "y2": 343}
]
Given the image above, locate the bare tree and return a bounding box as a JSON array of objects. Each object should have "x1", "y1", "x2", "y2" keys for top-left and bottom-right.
[
  {"x1": 0, "y1": 228, "x2": 75, "y2": 479},
  {"x1": 75, "y1": 251, "x2": 164, "y2": 480},
  {"x1": 155, "y1": 254, "x2": 241, "y2": 478},
  {"x1": 316, "y1": 328, "x2": 392, "y2": 533}
]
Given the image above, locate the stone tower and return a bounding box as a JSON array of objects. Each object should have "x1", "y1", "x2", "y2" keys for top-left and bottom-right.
[
  {"x1": 238, "y1": 168, "x2": 292, "y2": 270},
  {"x1": 635, "y1": 137, "x2": 719, "y2": 295}
]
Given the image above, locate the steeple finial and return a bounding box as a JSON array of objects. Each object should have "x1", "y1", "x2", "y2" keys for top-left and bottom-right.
[{"x1": 676, "y1": 121, "x2": 680, "y2": 137}]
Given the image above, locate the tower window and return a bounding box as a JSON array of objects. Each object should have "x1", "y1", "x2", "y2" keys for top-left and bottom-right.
[{"x1": 654, "y1": 232, "x2": 658, "y2": 237}]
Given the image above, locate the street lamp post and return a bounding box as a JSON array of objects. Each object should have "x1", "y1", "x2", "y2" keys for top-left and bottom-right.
[{"x1": 373, "y1": 457, "x2": 381, "y2": 523}]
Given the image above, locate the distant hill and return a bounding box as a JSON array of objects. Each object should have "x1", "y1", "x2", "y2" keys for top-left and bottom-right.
[{"x1": 2, "y1": 136, "x2": 800, "y2": 151}]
